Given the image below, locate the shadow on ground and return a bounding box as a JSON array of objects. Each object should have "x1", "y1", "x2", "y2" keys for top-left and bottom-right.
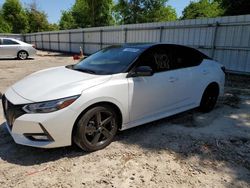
[
  {"x1": 0, "y1": 124, "x2": 87, "y2": 165},
  {"x1": 0, "y1": 58, "x2": 34, "y2": 61},
  {"x1": 0, "y1": 89, "x2": 249, "y2": 184}
]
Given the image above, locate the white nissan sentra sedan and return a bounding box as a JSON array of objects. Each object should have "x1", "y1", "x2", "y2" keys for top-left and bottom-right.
[
  {"x1": 0, "y1": 38, "x2": 36, "y2": 60},
  {"x1": 2, "y1": 44, "x2": 225, "y2": 151}
]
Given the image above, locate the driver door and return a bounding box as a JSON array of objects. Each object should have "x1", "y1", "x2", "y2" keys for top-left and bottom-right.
[{"x1": 128, "y1": 45, "x2": 182, "y2": 123}]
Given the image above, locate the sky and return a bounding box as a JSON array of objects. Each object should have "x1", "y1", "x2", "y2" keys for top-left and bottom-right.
[{"x1": 0, "y1": 0, "x2": 191, "y2": 23}]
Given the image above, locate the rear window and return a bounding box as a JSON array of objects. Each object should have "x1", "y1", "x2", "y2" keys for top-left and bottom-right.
[{"x1": 171, "y1": 45, "x2": 210, "y2": 69}]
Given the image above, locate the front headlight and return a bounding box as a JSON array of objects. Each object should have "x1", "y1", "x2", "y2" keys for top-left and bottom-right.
[{"x1": 23, "y1": 95, "x2": 80, "y2": 113}]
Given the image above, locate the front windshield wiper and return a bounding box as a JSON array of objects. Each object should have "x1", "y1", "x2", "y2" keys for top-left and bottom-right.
[
  {"x1": 73, "y1": 68, "x2": 96, "y2": 74},
  {"x1": 66, "y1": 65, "x2": 100, "y2": 75}
]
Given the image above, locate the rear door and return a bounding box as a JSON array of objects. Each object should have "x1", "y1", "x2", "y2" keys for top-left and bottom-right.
[
  {"x1": 170, "y1": 45, "x2": 207, "y2": 105},
  {"x1": 0, "y1": 39, "x2": 20, "y2": 57}
]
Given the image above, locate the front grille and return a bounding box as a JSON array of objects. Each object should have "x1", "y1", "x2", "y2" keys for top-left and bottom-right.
[{"x1": 2, "y1": 95, "x2": 26, "y2": 130}]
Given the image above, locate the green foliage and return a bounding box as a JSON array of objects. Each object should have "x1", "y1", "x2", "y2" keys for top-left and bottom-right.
[
  {"x1": 144, "y1": 5, "x2": 177, "y2": 22},
  {"x1": 182, "y1": 0, "x2": 223, "y2": 19},
  {"x1": 2, "y1": 0, "x2": 28, "y2": 33},
  {"x1": 0, "y1": 10, "x2": 11, "y2": 33},
  {"x1": 219, "y1": 0, "x2": 250, "y2": 16},
  {"x1": 70, "y1": 0, "x2": 114, "y2": 28},
  {"x1": 114, "y1": 0, "x2": 177, "y2": 24},
  {"x1": 59, "y1": 0, "x2": 114, "y2": 29},
  {"x1": 59, "y1": 10, "x2": 77, "y2": 30},
  {"x1": 25, "y1": 1, "x2": 51, "y2": 33},
  {"x1": 0, "y1": 0, "x2": 58, "y2": 33},
  {"x1": 48, "y1": 23, "x2": 59, "y2": 31}
]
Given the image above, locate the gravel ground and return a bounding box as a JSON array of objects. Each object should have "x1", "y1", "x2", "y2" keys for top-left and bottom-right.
[{"x1": 0, "y1": 52, "x2": 250, "y2": 188}]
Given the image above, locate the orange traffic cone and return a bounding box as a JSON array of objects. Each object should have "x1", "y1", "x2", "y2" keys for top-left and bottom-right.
[{"x1": 73, "y1": 55, "x2": 80, "y2": 60}]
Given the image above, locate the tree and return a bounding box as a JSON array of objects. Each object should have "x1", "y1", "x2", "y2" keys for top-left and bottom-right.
[
  {"x1": 59, "y1": 10, "x2": 77, "y2": 30},
  {"x1": 25, "y1": 1, "x2": 51, "y2": 33},
  {"x1": 70, "y1": 0, "x2": 114, "y2": 28},
  {"x1": 48, "y1": 23, "x2": 59, "y2": 31},
  {"x1": 143, "y1": 5, "x2": 177, "y2": 23},
  {"x1": 219, "y1": 0, "x2": 250, "y2": 16},
  {"x1": 182, "y1": 0, "x2": 223, "y2": 19},
  {"x1": 2, "y1": 0, "x2": 28, "y2": 33},
  {"x1": 114, "y1": 0, "x2": 177, "y2": 24},
  {"x1": 0, "y1": 9, "x2": 11, "y2": 33}
]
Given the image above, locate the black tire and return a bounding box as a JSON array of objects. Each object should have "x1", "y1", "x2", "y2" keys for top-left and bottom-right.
[
  {"x1": 73, "y1": 105, "x2": 118, "y2": 152},
  {"x1": 199, "y1": 84, "x2": 219, "y2": 113},
  {"x1": 17, "y1": 51, "x2": 28, "y2": 60}
]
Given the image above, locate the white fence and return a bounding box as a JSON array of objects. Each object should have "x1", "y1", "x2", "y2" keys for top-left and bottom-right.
[{"x1": 3, "y1": 15, "x2": 250, "y2": 74}]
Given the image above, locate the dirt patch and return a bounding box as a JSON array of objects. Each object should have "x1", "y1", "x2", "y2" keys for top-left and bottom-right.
[{"x1": 0, "y1": 52, "x2": 250, "y2": 188}]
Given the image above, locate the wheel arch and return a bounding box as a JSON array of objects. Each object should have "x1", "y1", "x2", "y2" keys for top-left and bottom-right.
[
  {"x1": 206, "y1": 82, "x2": 220, "y2": 93},
  {"x1": 17, "y1": 50, "x2": 29, "y2": 57},
  {"x1": 71, "y1": 101, "x2": 123, "y2": 141},
  {"x1": 200, "y1": 82, "x2": 220, "y2": 103}
]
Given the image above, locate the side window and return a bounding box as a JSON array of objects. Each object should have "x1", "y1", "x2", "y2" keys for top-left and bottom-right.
[
  {"x1": 2, "y1": 39, "x2": 19, "y2": 45},
  {"x1": 172, "y1": 46, "x2": 203, "y2": 69},
  {"x1": 136, "y1": 46, "x2": 173, "y2": 73}
]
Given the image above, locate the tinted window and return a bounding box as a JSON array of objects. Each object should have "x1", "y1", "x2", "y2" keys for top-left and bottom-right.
[
  {"x1": 71, "y1": 46, "x2": 142, "y2": 75},
  {"x1": 3, "y1": 39, "x2": 19, "y2": 45},
  {"x1": 171, "y1": 46, "x2": 206, "y2": 69},
  {"x1": 136, "y1": 46, "x2": 173, "y2": 73}
]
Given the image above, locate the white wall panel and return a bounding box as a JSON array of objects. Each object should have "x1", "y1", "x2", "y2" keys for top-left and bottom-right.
[{"x1": 22, "y1": 14, "x2": 250, "y2": 73}]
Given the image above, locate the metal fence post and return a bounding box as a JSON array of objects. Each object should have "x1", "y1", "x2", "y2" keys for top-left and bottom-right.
[
  {"x1": 41, "y1": 34, "x2": 44, "y2": 50},
  {"x1": 82, "y1": 30, "x2": 85, "y2": 52},
  {"x1": 48, "y1": 33, "x2": 51, "y2": 51},
  {"x1": 69, "y1": 31, "x2": 72, "y2": 53},
  {"x1": 23, "y1": 34, "x2": 26, "y2": 42},
  {"x1": 159, "y1": 26, "x2": 164, "y2": 42},
  {"x1": 35, "y1": 34, "x2": 37, "y2": 47},
  {"x1": 124, "y1": 28, "x2": 127, "y2": 43},
  {"x1": 211, "y1": 22, "x2": 219, "y2": 58},
  {"x1": 100, "y1": 29, "x2": 103, "y2": 49},
  {"x1": 57, "y1": 33, "x2": 60, "y2": 52}
]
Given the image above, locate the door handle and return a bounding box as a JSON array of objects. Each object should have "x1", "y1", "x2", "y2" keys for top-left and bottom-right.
[
  {"x1": 169, "y1": 77, "x2": 178, "y2": 82},
  {"x1": 202, "y1": 70, "x2": 209, "y2": 75}
]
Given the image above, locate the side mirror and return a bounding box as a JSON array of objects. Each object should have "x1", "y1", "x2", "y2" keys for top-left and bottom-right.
[{"x1": 127, "y1": 66, "x2": 154, "y2": 77}]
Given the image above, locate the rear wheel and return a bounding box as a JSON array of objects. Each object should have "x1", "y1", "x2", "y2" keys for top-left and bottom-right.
[
  {"x1": 199, "y1": 84, "x2": 219, "y2": 112},
  {"x1": 73, "y1": 105, "x2": 118, "y2": 152},
  {"x1": 17, "y1": 51, "x2": 28, "y2": 60}
]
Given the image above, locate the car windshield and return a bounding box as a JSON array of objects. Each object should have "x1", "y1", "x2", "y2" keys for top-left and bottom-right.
[{"x1": 71, "y1": 46, "x2": 142, "y2": 75}]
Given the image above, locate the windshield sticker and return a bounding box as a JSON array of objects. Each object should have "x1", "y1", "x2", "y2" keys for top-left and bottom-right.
[{"x1": 123, "y1": 48, "x2": 140, "y2": 53}]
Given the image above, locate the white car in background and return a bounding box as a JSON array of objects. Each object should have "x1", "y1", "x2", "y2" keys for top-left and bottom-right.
[
  {"x1": 0, "y1": 38, "x2": 36, "y2": 60},
  {"x1": 2, "y1": 43, "x2": 225, "y2": 151}
]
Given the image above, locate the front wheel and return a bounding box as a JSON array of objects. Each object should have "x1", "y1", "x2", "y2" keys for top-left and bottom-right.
[
  {"x1": 199, "y1": 85, "x2": 219, "y2": 113},
  {"x1": 17, "y1": 51, "x2": 28, "y2": 60},
  {"x1": 73, "y1": 105, "x2": 118, "y2": 152}
]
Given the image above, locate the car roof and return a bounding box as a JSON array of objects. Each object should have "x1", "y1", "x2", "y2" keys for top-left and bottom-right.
[
  {"x1": 0, "y1": 37, "x2": 28, "y2": 45},
  {"x1": 0, "y1": 37, "x2": 22, "y2": 41},
  {"x1": 117, "y1": 43, "x2": 211, "y2": 59},
  {"x1": 120, "y1": 43, "x2": 195, "y2": 49}
]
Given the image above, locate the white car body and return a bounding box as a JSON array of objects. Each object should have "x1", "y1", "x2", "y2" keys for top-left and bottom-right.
[
  {"x1": 2, "y1": 44, "x2": 225, "y2": 149},
  {"x1": 0, "y1": 38, "x2": 36, "y2": 59}
]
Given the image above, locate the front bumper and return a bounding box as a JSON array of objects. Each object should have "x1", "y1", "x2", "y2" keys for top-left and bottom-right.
[{"x1": 2, "y1": 94, "x2": 78, "y2": 148}]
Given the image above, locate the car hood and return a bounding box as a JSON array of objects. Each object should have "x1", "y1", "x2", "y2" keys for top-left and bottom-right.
[{"x1": 10, "y1": 66, "x2": 112, "y2": 102}]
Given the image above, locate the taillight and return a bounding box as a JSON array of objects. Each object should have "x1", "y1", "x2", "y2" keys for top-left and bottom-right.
[
  {"x1": 221, "y1": 66, "x2": 226, "y2": 74},
  {"x1": 32, "y1": 44, "x2": 36, "y2": 49}
]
